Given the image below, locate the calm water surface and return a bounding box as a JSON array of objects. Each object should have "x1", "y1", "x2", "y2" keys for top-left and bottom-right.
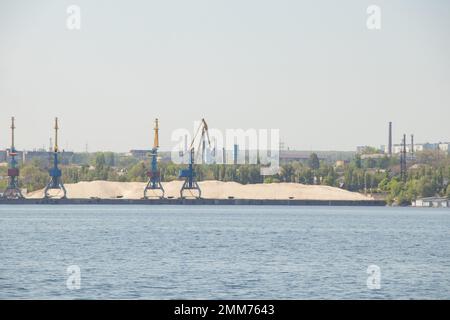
[{"x1": 0, "y1": 205, "x2": 449, "y2": 299}]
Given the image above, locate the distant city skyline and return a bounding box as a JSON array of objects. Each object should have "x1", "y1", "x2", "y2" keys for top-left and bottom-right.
[{"x1": 1, "y1": 0, "x2": 449, "y2": 152}]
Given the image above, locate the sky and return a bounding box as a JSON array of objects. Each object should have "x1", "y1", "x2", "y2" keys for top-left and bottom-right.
[{"x1": 0, "y1": 0, "x2": 449, "y2": 152}]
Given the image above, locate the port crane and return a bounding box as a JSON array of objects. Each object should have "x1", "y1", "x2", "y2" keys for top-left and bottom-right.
[
  {"x1": 144, "y1": 118, "x2": 165, "y2": 199},
  {"x1": 2, "y1": 117, "x2": 24, "y2": 199},
  {"x1": 179, "y1": 118, "x2": 210, "y2": 199},
  {"x1": 44, "y1": 117, "x2": 67, "y2": 199}
]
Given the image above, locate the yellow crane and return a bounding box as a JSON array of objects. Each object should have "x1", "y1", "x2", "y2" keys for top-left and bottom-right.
[{"x1": 144, "y1": 118, "x2": 164, "y2": 199}]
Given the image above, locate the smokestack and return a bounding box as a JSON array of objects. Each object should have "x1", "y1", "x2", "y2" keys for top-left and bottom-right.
[
  {"x1": 403, "y1": 134, "x2": 407, "y2": 153},
  {"x1": 388, "y1": 122, "x2": 392, "y2": 157},
  {"x1": 222, "y1": 147, "x2": 226, "y2": 165},
  {"x1": 411, "y1": 134, "x2": 414, "y2": 155},
  {"x1": 400, "y1": 134, "x2": 407, "y2": 182},
  {"x1": 233, "y1": 144, "x2": 238, "y2": 165}
]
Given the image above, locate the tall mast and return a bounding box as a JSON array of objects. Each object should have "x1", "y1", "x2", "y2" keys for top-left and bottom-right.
[
  {"x1": 11, "y1": 117, "x2": 15, "y2": 150},
  {"x1": 153, "y1": 118, "x2": 159, "y2": 149},
  {"x1": 54, "y1": 117, "x2": 59, "y2": 152}
]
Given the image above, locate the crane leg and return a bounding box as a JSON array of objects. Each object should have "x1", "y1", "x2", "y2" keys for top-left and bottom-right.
[
  {"x1": 144, "y1": 181, "x2": 165, "y2": 199},
  {"x1": 180, "y1": 180, "x2": 201, "y2": 199}
]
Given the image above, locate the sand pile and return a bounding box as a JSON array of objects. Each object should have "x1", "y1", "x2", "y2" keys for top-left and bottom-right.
[{"x1": 26, "y1": 180, "x2": 373, "y2": 201}]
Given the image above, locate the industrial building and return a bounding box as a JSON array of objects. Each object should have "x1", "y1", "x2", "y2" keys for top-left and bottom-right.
[
  {"x1": 23, "y1": 150, "x2": 74, "y2": 165},
  {"x1": 0, "y1": 150, "x2": 7, "y2": 163},
  {"x1": 128, "y1": 150, "x2": 171, "y2": 162},
  {"x1": 279, "y1": 150, "x2": 313, "y2": 163},
  {"x1": 0, "y1": 149, "x2": 74, "y2": 165},
  {"x1": 128, "y1": 149, "x2": 151, "y2": 160},
  {"x1": 379, "y1": 121, "x2": 450, "y2": 155},
  {"x1": 413, "y1": 197, "x2": 449, "y2": 208},
  {"x1": 0, "y1": 149, "x2": 24, "y2": 164},
  {"x1": 382, "y1": 142, "x2": 450, "y2": 155}
]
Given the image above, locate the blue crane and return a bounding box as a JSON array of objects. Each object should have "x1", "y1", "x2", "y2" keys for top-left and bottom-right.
[
  {"x1": 44, "y1": 117, "x2": 67, "y2": 199},
  {"x1": 179, "y1": 118, "x2": 210, "y2": 199}
]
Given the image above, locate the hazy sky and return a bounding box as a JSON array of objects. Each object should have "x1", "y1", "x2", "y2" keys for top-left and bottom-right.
[{"x1": 0, "y1": 0, "x2": 449, "y2": 152}]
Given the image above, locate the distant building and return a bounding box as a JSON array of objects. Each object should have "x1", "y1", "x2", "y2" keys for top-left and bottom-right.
[
  {"x1": 128, "y1": 150, "x2": 151, "y2": 160},
  {"x1": 279, "y1": 151, "x2": 314, "y2": 163},
  {"x1": 0, "y1": 149, "x2": 24, "y2": 164},
  {"x1": 334, "y1": 160, "x2": 348, "y2": 168},
  {"x1": 383, "y1": 142, "x2": 450, "y2": 155},
  {"x1": 128, "y1": 150, "x2": 171, "y2": 162},
  {"x1": 439, "y1": 143, "x2": 450, "y2": 153},
  {"x1": 157, "y1": 151, "x2": 173, "y2": 163},
  {"x1": 0, "y1": 150, "x2": 7, "y2": 163},
  {"x1": 413, "y1": 197, "x2": 449, "y2": 208},
  {"x1": 356, "y1": 146, "x2": 382, "y2": 154},
  {"x1": 360, "y1": 153, "x2": 386, "y2": 160},
  {"x1": 23, "y1": 150, "x2": 74, "y2": 165},
  {"x1": 22, "y1": 150, "x2": 49, "y2": 164}
]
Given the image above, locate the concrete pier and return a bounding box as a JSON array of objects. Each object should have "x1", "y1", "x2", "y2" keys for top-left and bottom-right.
[{"x1": 0, "y1": 198, "x2": 386, "y2": 206}]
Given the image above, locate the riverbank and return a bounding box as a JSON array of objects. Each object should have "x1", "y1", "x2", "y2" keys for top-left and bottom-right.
[{"x1": 0, "y1": 198, "x2": 386, "y2": 206}]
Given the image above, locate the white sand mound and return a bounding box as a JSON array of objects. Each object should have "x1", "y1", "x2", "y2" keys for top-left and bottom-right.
[{"x1": 26, "y1": 180, "x2": 373, "y2": 201}]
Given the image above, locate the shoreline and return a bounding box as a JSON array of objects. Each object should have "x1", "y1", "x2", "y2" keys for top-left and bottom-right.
[{"x1": 0, "y1": 198, "x2": 386, "y2": 206}]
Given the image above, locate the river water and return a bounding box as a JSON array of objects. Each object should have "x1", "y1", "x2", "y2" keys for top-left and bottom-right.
[{"x1": 0, "y1": 205, "x2": 449, "y2": 299}]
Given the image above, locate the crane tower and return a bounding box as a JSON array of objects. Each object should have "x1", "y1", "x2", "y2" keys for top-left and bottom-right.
[
  {"x1": 44, "y1": 117, "x2": 67, "y2": 199},
  {"x1": 143, "y1": 118, "x2": 165, "y2": 199},
  {"x1": 2, "y1": 117, "x2": 24, "y2": 199},
  {"x1": 178, "y1": 118, "x2": 210, "y2": 199}
]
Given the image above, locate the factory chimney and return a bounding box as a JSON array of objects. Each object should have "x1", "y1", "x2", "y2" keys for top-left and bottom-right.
[
  {"x1": 388, "y1": 122, "x2": 393, "y2": 157},
  {"x1": 400, "y1": 134, "x2": 407, "y2": 182}
]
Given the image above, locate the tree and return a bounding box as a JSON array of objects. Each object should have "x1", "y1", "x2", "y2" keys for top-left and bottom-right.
[
  {"x1": 0, "y1": 166, "x2": 8, "y2": 191},
  {"x1": 20, "y1": 164, "x2": 48, "y2": 192},
  {"x1": 378, "y1": 177, "x2": 390, "y2": 192},
  {"x1": 352, "y1": 155, "x2": 362, "y2": 169},
  {"x1": 264, "y1": 176, "x2": 280, "y2": 183},
  {"x1": 322, "y1": 167, "x2": 337, "y2": 186},
  {"x1": 104, "y1": 152, "x2": 115, "y2": 167},
  {"x1": 94, "y1": 153, "x2": 106, "y2": 170},
  {"x1": 308, "y1": 153, "x2": 320, "y2": 170},
  {"x1": 416, "y1": 177, "x2": 436, "y2": 198},
  {"x1": 298, "y1": 167, "x2": 313, "y2": 184},
  {"x1": 396, "y1": 191, "x2": 412, "y2": 206},
  {"x1": 280, "y1": 164, "x2": 295, "y2": 182},
  {"x1": 127, "y1": 162, "x2": 147, "y2": 182}
]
